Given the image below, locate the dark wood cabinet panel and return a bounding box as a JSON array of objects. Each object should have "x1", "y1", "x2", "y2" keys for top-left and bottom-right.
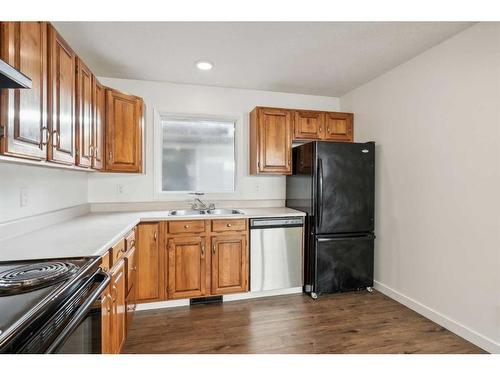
[
  {"x1": 111, "y1": 259, "x2": 126, "y2": 354},
  {"x1": 0, "y1": 22, "x2": 48, "y2": 160},
  {"x1": 293, "y1": 110, "x2": 324, "y2": 140},
  {"x1": 136, "y1": 223, "x2": 162, "y2": 302},
  {"x1": 47, "y1": 25, "x2": 76, "y2": 165},
  {"x1": 105, "y1": 88, "x2": 143, "y2": 172},
  {"x1": 211, "y1": 234, "x2": 248, "y2": 295},
  {"x1": 324, "y1": 112, "x2": 354, "y2": 142},
  {"x1": 167, "y1": 236, "x2": 207, "y2": 299},
  {"x1": 75, "y1": 57, "x2": 93, "y2": 168}
]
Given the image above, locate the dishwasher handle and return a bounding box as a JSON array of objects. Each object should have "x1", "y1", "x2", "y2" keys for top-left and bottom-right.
[{"x1": 250, "y1": 217, "x2": 304, "y2": 229}]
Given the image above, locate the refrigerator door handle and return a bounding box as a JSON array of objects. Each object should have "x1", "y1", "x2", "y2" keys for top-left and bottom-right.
[
  {"x1": 318, "y1": 158, "x2": 324, "y2": 230},
  {"x1": 317, "y1": 234, "x2": 375, "y2": 242}
]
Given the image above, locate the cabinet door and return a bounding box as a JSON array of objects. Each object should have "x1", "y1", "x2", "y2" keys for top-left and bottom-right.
[
  {"x1": 136, "y1": 223, "x2": 161, "y2": 302},
  {"x1": 111, "y1": 259, "x2": 126, "y2": 354},
  {"x1": 257, "y1": 107, "x2": 292, "y2": 174},
  {"x1": 0, "y1": 22, "x2": 48, "y2": 160},
  {"x1": 293, "y1": 110, "x2": 324, "y2": 140},
  {"x1": 47, "y1": 25, "x2": 76, "y2": 165},
  {"x1": 75, "y1": 57, "x2": 93, "y2": 168},
  {"x1": 92, "y1": 81, "x2": 105, "y2": 170},
  {"x1": 323, "y1": 112, "x2": 353, "y2": 142},
  {"x1": 101, "y1": 284, "x2": 113, "y2": 354},
  {"x1": 125, "y1": 246, "x2": 137, "y2": 333},
  {"x1": 105, "y1": 88, "x2": 143, "y2": 172},
  {"x1": 167, "y1": 236, "x2": 207, "y2": 299},
  {"x1": 211, "y1": 234, "x2": 248, "y2": 295}
]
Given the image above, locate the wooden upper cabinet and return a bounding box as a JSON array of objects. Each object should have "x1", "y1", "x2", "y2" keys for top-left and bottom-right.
[
  {"x1": 211, "y1": 234, "x2": 248, "y2": 295},
  {"x1": 323, "y1": 112, "x2": 354, "y2": 142},
  {"x1": 0, "y1": 22, "x2": 48, "y2": 160},
  {"x1": 92, "y1": 80, "x2": 105, "y2": 170},
  {"x1": 293, "y1": 110, "x2": 324, "y2": 140},
  {"x1": 250, "y1": 107, "x2": 292, "y2": 175},
  {"x1": 105, "y1": 88, "x2": 143, "y2": 173},
  {"x1": 47, "y1": 25, "x2": 76, "y2": 165},
  {"x1": 75, "y1": 57, "x2": 93, "y2": 168},
  {"x1": 136, "y1": 223, "x2": 161, "y2": 302},
  {"x1": 167, "y1": 236, "x2": 207, "y2": 299}
]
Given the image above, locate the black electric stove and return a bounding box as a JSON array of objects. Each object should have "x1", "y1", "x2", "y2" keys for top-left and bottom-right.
[{"x1": 0, "y1": 256, "x2": 109, "y2": 353}]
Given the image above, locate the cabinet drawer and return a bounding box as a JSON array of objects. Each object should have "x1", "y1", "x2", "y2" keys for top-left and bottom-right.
[
  {"x1": 212, "y1": 219, "x2": 247, "y2": 232},
  {"x1": 101, "y1": 251, "x2": 111, "y2": 273},
  {"x1": 112, "y1": 238, "x2": 126, "y2": 264},
  {"x1": 168, "y1": 220, "x2": 205, "y2": 234},
  {"x1": 125, "y1": 229, "x2": 136, "y2": 251}
]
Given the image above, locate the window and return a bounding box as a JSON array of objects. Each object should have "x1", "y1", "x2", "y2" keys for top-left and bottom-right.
[{"x1": 161, "y1": 116, "x2": 236, "y2": 192}]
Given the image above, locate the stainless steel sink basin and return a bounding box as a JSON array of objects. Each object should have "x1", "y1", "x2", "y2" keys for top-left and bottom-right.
[
  {"x1": 206, "y1": 209, "x2": 244, "y2": 215},
  {"x1": 168, "y1": 208, "x2": 244, "y2": 216},
  {"x1": 168, "y1": 209, "x2": 206, "y2": 216}
]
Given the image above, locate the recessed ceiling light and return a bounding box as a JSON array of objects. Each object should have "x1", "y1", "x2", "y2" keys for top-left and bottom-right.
[{"x1": 195, "y1": 60, "x2": 213, "y2": 71}]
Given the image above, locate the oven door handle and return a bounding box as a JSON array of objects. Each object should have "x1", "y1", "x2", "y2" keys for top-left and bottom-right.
[{"x1": 45, "y1": 271, "x2": 110, "y2": 354}]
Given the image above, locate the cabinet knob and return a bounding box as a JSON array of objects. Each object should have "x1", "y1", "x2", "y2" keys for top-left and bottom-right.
[
  {"x1": 184, "y1": 225, "x2": 190, "y2": 229},
  {"x1": 226, "y1": 223, "x2": 232, "y2": 227}
]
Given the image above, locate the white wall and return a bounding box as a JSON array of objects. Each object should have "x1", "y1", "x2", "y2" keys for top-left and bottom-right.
[
  {"x1": 88, "y1": 78, "x2": 339, "y2": 204},
  {"x1": 0, "y1": 164, "x2": 88, "y2": 223},
  {"x1": 341, "y1": 23, "x2": 500, "y2": 352}
]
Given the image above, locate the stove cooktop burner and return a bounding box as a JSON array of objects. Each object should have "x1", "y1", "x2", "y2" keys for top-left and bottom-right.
[{"x1": 0, "y1": 261, "x2": 79, "y2": 295}]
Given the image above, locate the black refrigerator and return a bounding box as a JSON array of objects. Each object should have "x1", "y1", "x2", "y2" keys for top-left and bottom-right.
[{"x1": 286, "y1": 141, "x2": 375, "y2": 298}]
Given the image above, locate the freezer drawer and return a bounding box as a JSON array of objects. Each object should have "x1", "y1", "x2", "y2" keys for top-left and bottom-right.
[
  {"x1": 314, "y1": 235, "x2": 374, "y2": 294},
  {"x1": 250, "y1": 220, "x2": 303, "y2": 292}
]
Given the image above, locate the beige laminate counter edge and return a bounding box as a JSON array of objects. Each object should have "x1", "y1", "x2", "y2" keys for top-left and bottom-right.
[{"x1": 0, "y1": 207, "x2": 306, "y2": 262}]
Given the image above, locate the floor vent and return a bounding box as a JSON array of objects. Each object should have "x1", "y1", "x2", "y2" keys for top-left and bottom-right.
[{"x1": 190, "y1": 295, "x2": 223, "y2": 305}]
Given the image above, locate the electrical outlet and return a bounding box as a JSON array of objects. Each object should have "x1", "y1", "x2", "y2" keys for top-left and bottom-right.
[
  {"x1": 20, "y1": 187, "x2": 29, "y2": 207},
  {"x1": 117, "y1": 184, "x2": 124, "y2": 195}
]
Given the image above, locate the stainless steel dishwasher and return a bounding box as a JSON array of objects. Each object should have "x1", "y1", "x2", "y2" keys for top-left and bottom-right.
[{"x1": 250, "y1": 217, "x2": 304, "y2": 292}]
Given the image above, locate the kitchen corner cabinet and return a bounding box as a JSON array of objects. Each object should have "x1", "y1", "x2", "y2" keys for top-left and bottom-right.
[
  {"x1": 135, "y1": 222, "x2": 162, "y2": 302},
  {"x1": 249, "y1": 107, "x2": 292, "y2": 175},
  {"x1": 105, "y1": 88, "x2": 143, "y2": 173},
  {"x1": 75, "y1": 57, "x2": 94, "y2": 168},
  {"x1": 249, "y1": 106, "x2": 354, "y2": 175},
  {"x1": 47, "y1": 24, "x2": 76, "y2": 165},
  {"x1": 0, "y1": 22, "x2": 48, "y2": 160}
]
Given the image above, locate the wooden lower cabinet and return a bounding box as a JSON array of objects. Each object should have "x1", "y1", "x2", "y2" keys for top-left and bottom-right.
[
  {"x1": 136, "y1": 222, "x2": 162, "y2": 302},
  {"x1": 211, "y1": 234, "x2": 248, "y2": 295},
  {"x1": 166, "y1": 236, "x2": 207, "y2": 299},
  {"x1": 101, "y1": 284, "x2": 113, "y2": 354},
  {"x1": 125, "y1": 246, "x2": 137, "y2": 332},
  {"x1": 110, "y1": 259, "x2": 126, "y2": 353}
]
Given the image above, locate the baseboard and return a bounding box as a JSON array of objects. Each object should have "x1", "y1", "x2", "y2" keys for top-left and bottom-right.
[
  {"x1": 374, "y1": 280, "x2": 500, "y2": 354},
  {"x1": 136, "y1": 287, "x2": 303, "y2": 312}
]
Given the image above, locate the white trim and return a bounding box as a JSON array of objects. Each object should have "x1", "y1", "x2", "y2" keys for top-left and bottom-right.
[
  {"x1": 153, "y1": 109, "x2": 244, "y2": 201},
  {"x1": 136, "y1": 288, "x2": 303, "y2": 311},
  {"x1": 374, "y1": 280, "x2": 500, "y2": 354}
]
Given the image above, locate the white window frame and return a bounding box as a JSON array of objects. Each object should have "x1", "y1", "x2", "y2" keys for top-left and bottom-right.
[{"x1": 153, "y1": 109, "x2": 242, "y2": 201}]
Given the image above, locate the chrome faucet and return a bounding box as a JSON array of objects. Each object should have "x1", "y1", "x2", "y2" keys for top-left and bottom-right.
[{"x1": 189, "y1": 193, "x2": 215, "y2": 211}]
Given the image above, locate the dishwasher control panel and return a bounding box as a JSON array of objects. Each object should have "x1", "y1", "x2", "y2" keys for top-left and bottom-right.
[{"x1": 250, "y1": 217, "x2": 304, "y2": 228}]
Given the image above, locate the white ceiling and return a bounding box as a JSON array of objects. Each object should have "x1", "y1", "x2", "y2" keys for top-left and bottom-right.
[{"x1": 53, "y1": 22, "x2": 473, "y2": 97}]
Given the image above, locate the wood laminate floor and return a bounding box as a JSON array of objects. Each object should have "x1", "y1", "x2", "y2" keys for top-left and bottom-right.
[{"x1": 123, "y1": 291, "x2": 485, "y2": 354}]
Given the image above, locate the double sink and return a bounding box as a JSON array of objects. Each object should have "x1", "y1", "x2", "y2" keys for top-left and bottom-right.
[{"x1": 168, "y1": 208, "x2": 244, "y2": 217}]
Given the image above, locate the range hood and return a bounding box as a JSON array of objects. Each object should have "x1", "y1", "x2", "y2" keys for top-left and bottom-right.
[{"x1": 0, "y1": 58, "x2": 32, "y2": 89}]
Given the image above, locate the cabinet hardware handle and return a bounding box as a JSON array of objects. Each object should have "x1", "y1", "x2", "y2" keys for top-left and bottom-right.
[
  {"x1": 89, "y1": 145, "x2": 94, "y2": 158},
  {"x1": 212, "y1": 244, "x2": 216, "y2": 254},
  {"x1": 184, "y1": 225, "x2": 190, "y2": 229},
  {"x1": 111, "y1": 286, "x2": 117, "y2": 302},
  {"x1": 226, "y1": 224, "x2": 232, "y2": 227},
  {"x1": 52, "y1": 130, "x2": 60, "y2": 148},
  {"x1": 95, "y1": 147, "x2": 99, "y2": 158},
  {"x1": 153, "y1": 231, "x2": 157, "y2": 241},
  {"x1": 130, "y1": 240, "x2": 135, "y2": 248},
  {"x1": 109, "y1": 151, "x2": 112, "y2": 160},
  {"x1": 201, "y1": 244, "x2": 205, "y2": 256},
  {"x1": 41, "y1": 127, "x2": 49, "y2": 146}
]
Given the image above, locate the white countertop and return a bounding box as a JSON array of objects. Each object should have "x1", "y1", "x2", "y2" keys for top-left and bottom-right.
[{"x1": 0, "y1": 207, "x2": 305, "y2": 262}]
